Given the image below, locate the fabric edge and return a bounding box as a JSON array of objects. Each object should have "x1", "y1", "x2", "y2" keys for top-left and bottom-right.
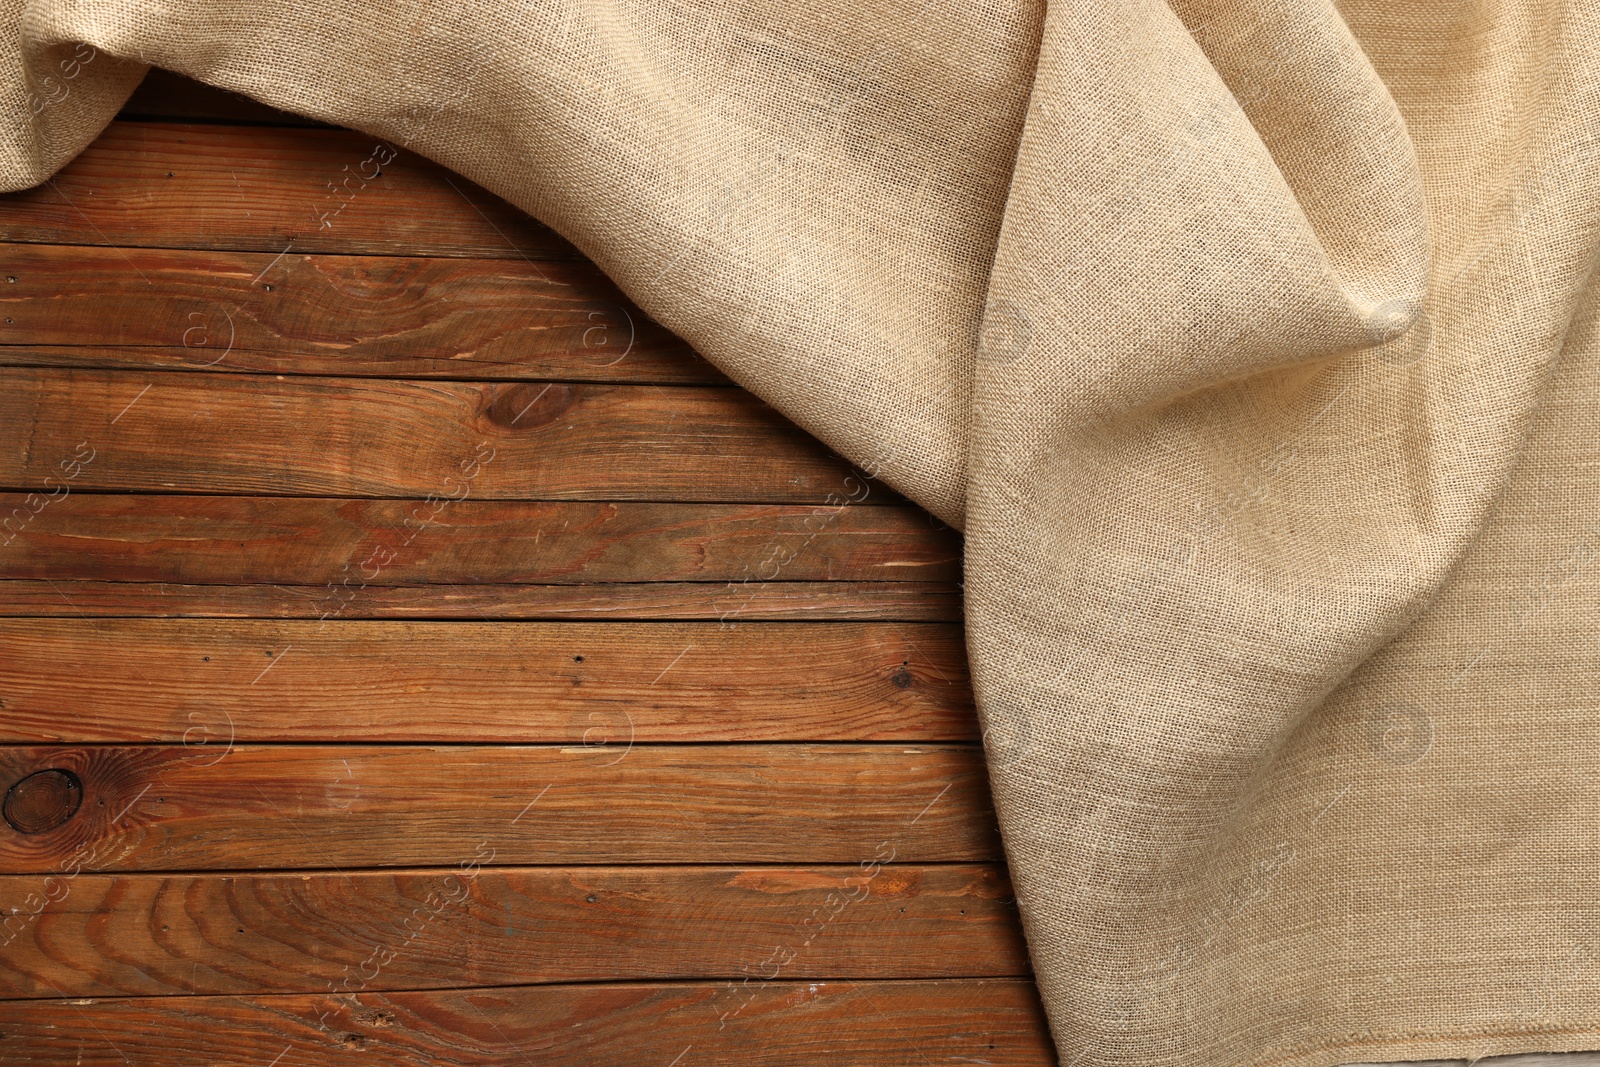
[{"x1": 1264, "y1": 1028, "x2": 1600, "y2": 1067}]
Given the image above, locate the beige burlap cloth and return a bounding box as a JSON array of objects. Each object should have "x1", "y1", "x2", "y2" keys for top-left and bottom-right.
[{"x1": 6, "y1": 1, "x2": 1600, "y2": 1064}]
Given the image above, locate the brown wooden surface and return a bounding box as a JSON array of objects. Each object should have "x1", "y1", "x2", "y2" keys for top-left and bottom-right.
[
  {"x1": 0, "y1": 243, "x2": 718, "y2": 382},
  {"x1": 0, "y1": 620, "x2": 973, "y2": 742},
  {"x1": 0, "y1": 744, "x2": 997, "y2": 871},
  {"x1": 0, "y1": 75, "x2": 1049, "y2": 1064},
  {"x1": 0, "y1": 495, "x2": 956, "y2": 584},
  {"x1": 0, "y1": 578, "x2": 964, "y2": 621},
  {"x1": 0, "y1": 865, "x2": 1025, "y2": 997},
  {"x1": 0, "y1": 981, "x2": 1054, "y2": 1066},
  {"x1": 0, "y1": 367, "x2": 859, "y2": 502}
]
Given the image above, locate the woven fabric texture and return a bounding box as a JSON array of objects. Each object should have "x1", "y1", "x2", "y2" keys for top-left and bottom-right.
[{"x1": 5, "y1": 2, "x2": 1600, "y2": 1065}]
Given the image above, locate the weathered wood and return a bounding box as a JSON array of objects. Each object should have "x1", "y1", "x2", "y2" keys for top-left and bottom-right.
[
  {"x1": 0, "y1": 121, "x2": 572, "y2": 259},
  {"x1": 0, "y1": 368, "x2": 868, "y2": 502},
  {"x1": 0, "y1": 243, "x2": 719, "y2": 383},
  {"x1": 0, "y1": 619, "x2": 974, "y2": 743},
  {"x1": 2, "y1": 770, "x2": 80, "y2": 835},
  {"x1": 0, "y1": 495, "x2": 957, "y2": 585},
  {"x1": 0, "y1": 90, "x2": 1039, "y2": 1055},
  {"x1": 0, "y1": 979, "x2": 1056, "y2": 1065},
  {"x1": 0, "y1": 578, "x2": 963, "y2": 621},
  {"x1": 0, "y1": 744, "x2": 998, "y2": 872},
  {"x1": 0, "y1": 864, "x2": 1023, "y2": 997}
]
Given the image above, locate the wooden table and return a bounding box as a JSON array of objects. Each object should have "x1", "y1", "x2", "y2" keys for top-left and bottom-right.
[{"x1": 0, "y1": 73, "x2": 1053, "y2": 1064}]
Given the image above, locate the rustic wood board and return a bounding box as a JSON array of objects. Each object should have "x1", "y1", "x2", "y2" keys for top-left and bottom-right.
[
  {"x1": 0, "y1": 743, "x2": 997, "y2": 871},
  {"x1": 0, "y1": 619, "x2": 974, "y2": 743},
  {"x1": 0, "y1": 495, "x2": 957, "y2": 585},
  {"x1": 0, "y1": 865, "x2": 1025, "y2": 997},
  {"x1": 0, "y1": 980, "x2": 1055, "y2": 1066},
  {"x1": 0, "y1": 75, "x2": 1046, "y2": 1064},
  {"x1": 0, "y1": 367, "x2": 862, "y2": 502},
  {"x1": 0, "y1": 578, "x2": 965, "y2": 621},
  {"x1": 0, "y1": 243, "x2": 716, "y2": 383}
]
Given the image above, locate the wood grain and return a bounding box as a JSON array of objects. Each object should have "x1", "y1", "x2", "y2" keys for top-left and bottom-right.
[
  {"x1": 0, "y1": 864, "x2": 1023, "y2": 997},
  {"x1": 0, "y1": 243, "x2": 720, "y2": 383},
  {"x1": 0, "y1": 619, "x2": 974, "y2": 743},
  {"x1": 0, "y1": 367, "x2": 866, "y2": 502},
  {"x1": 0, "y1": 83, "x2": 1044, "y2": 1061},
  {"x1": 0, "y1": 979, "x2": 1056, "y2": 1066},
  {"x1": 0, "y1": 121, "x2": 572, "y2": 259},
  {"x1": 0, "y1": 744, "x2": 998, "y2": 873},
  {"x1": 0, "y1": 495, "x2": 957, "y2": 585},
  {"x1": 0, "y1": 579, "x2": 963, "y2": 621}
]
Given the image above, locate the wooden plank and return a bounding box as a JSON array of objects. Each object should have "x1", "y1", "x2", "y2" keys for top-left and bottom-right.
[
  {"x1": 0, "y1": 82, "x2": 1039, "y2": 1053},
  {"x1": 0, "y1": 121, "x2": 573, "y2": 259},
  {"x1": 0, "y1": 495, "x2": 956, "y2": 585},
  {"x1": 0, "y1": 579, "x2": 964, "y2": 622},
  {"x1": 120, "y1": 69, "x2": 328, "y2": 127},
  {"x1": 0, "y1": 744, "x2": 997, "y2": 872},
  {"x1": 0, "y1": 243, "x2": 720, "y2": 383},
  {"x1": 0, "y1": 619, "x2": 975, "y2": 743},
  {"x1": 0, "y1": 368, "x2": 863, "y2": 502},
  {"x1": 0, "y1": 864, "x2": 1023, "y2": 997},
  {"x1": 0, "y1": 979, "x2": 1055, "y2": 1065}
]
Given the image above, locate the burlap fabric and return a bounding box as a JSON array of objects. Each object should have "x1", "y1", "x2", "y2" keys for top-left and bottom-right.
[{"x1": 6, "y1": 2, "x2": 1600, "y2": 1065}]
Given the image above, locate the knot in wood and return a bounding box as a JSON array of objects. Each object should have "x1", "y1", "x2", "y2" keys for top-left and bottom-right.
[{"x1": 3, "y1": 769, "x2": 83, "y2": 834}]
